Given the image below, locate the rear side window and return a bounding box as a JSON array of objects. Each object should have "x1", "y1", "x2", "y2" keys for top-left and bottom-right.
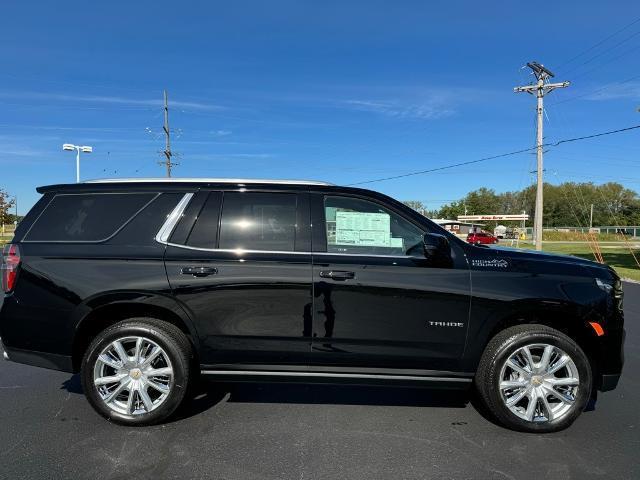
[
  {"x1": 219, "y1": 192, "x2": 297, "y2": 251},
  {"x1": 25, "y1": 193, "x2": 156, "y2": 242},
  {"x1": 185, "y1": 192, "x2": 222, "y2": 249}
]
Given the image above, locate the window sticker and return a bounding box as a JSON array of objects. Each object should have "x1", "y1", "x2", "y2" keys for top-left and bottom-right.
[{"x1": 334, "y1": 211, "x2": 391, "y2": 247}]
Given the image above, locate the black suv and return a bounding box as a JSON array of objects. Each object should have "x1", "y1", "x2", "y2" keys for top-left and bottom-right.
[{"x1": 0, "y1": 179, "x2": 624, "y2": 432}]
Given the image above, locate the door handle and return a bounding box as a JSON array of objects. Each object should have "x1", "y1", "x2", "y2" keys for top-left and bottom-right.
[
  {"x1": 180, "y1": 266, "x2": 218, "y2": 277},
  {"x1": 319, "y1": 270, "x2": 355, "y2": 281}
]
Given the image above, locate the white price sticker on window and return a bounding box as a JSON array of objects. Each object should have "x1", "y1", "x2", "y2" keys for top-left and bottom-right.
[{"x1": 335, "y1": 211, "x2": 391, "y2": 247}]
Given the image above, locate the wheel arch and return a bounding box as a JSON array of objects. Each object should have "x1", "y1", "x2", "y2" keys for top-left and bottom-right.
[
  {"x1": 71, "y1": 295, "x2": 200, "y2": 373},
  {"x1": 477, "y1": 308, "x2": 602, "y2": 389}
]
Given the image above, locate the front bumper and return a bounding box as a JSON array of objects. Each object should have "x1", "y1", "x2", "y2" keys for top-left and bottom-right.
[{"x1": 600, "y1": 373, "x2": 621, "y2": 392}]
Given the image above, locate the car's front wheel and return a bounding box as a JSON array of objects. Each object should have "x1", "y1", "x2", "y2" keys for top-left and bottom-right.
[
  {"x1": 81, "y1": 318, "x2": 192, "y2": 426},
  {"x1": 475, "y1": 324, "x2": 592, "y2": 432}
]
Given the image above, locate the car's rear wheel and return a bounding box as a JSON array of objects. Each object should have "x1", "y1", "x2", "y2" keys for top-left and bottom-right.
[
  {"x1": 81, "y1": 318, "x2": 192, "y2": 426},
  {"x1": 475, "y1": 324, "x2": 592, "y2": 432}
]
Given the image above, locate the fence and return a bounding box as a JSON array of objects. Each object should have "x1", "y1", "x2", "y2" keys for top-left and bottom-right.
[
  {"x1": 1, "y1": 223, "x2": 16, "y2": 243},
  {"x1": 536, "y1": 226, "x2": 640, "y2": 238}
]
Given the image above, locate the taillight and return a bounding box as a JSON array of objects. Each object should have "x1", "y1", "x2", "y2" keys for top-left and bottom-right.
[{"x1": 1, "y1": 244, "x2": 21, "y2": 293}]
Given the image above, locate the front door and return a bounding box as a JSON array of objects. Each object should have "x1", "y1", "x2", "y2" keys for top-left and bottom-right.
[
  {"x1": 310, "y1": 193, "x2": 471, "y2": 373},
  {"x1": 164, "y1": 189, "x2": 313, "y2": 368}
]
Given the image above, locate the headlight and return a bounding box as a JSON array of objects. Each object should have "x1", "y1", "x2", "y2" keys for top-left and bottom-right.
[{"x1": 595, "y1": 278, "x2": 613, "y2": 292}]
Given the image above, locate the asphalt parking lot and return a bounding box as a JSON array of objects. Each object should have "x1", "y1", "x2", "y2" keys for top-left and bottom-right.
[{"x1": 0, "y1": 283, "x2": 638, "y2": 480}]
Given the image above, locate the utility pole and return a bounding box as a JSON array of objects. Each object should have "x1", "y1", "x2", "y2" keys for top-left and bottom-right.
[
  {"x1": 515, "y1": 62, "x2": 569, "y2": 250},
  {"x1": 589, "y1": 203, "x2": 594, "y2": 229},
  {"x1": 161, "y1": 89, "x2": 174, "y2": 178}
]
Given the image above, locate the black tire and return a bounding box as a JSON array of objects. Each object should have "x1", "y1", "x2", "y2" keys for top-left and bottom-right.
[
  {"x1": 81, "y1": 318, "x2": 192, "y2": 426},
  {"x1": 475, "y1": 324, "x2": 592, "y2": 433}
]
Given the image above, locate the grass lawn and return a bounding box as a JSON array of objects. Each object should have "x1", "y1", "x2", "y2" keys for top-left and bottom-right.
[{"x1": 511, "y1": 241, "x2": 640, "y2": 282}]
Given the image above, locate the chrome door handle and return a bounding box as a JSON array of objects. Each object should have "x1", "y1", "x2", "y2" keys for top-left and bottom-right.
[
  {"x1": 319, "y1": 270, "x2": 355, "y2": 281},
  {"x1": 180, "y1": 266, "x2": 218, "y2": 277}
]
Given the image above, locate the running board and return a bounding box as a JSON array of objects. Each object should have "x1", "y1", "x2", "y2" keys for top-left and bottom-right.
[{"x1": 201, "y1": 369, "x2": 472, "y2": 383}]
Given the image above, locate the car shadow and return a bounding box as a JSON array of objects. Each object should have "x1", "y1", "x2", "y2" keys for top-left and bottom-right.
[
  {"x1": 173, "y1": 380, "x2": 474, "y2": 422},
  {"x1": 61, "y1": 374, "x2": 477, "y2": 423}
]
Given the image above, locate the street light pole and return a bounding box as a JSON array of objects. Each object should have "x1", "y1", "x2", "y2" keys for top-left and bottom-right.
[{"x1": 63, "y1": 144, "x2": 93, "y2": 183}]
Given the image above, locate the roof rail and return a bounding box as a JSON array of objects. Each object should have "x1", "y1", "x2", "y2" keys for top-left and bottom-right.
[{"x1": 83, "y1": 177, "x2": 334, "y2": 186}]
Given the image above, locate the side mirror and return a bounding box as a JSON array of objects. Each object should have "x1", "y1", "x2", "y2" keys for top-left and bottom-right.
[{"x1": 422, "y1": 233, "x2": 452, "y2": 267}]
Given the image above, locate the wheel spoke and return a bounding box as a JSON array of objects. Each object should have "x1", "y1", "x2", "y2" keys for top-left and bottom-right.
[
  {"x1": 540, "y1": 393, "x2": 555, "y2": 421},
  {"x1": 524, "y1": 390, "x2": 538, "y2": 421},
  {"x1": 547, "y1": 354, "x2": 570, "y2": 375},
  {"x1": 540, "y1": 345, "x2": 554, "y2": 371},
  {"x1": 545, "y1": 376, "x2": 579, "y2": 387},
  {"x1": 146, "y1": 378, "x2": 170, "y2": 394},
  {"x1": 522, "y1": 346, "x2": 535, "y2": 372},
  {"x1": 505, "y1": 387, "x2": 528, "y2": 407},
  {"x1": 95, "y1": 373, "x2": 127, "y2": 386},
  {"x1": 104, "y1": 377, "x2": 130, "y2": 403},
  {"x1": 127, "y1": 386, "x2": 137, "y2": 414},
  {"x1": 98, "y1": 353, "x2": 122, "y2": 370},
  {"x1": 139, "y1": 385, "x2": 154, "y2": 412},
  {"x1": 500, "y1": 379, "x2": 528, "y2": 390},
  {"x1": 140, "y1": 346, "x2": 162, "y2": 368},
  {"x1": 112, "y1": 340, "x2": 130, "y2": 364},
  {"x1": 546, "y1": 386, "x2": 575, "y2": 405},
  {"x1": 134, "y1": 337, "x2": 144, "y2": 363},
  {"x1": 506, "y1": 358, "x2": 529, "y2": 377},
  {"x1": 146, "y1": 367, "x2": 172, "y2": 378}
]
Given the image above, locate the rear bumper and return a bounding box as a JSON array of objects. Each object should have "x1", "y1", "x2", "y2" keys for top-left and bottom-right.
[{"x1": 2, "y1": 345, "x2": 73, "y2": 372}]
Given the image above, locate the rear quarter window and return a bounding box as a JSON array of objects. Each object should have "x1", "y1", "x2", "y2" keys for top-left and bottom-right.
[{"x1": 24, "y1": 193, "x2": 157, "y2": 242}]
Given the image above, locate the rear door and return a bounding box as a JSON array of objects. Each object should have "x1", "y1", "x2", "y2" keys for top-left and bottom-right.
[
  {"x1": 309, "y1": 192, "x2": 471, "y2": 373},
  {"x1": 163, "y1": 188, "x2": 313, "y2": 369}
]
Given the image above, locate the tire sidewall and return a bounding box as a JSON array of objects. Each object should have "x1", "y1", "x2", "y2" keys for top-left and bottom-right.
[
  {"x1": 81, "y1": 321, "x2": 190, "y2": 426},
  {"x1": 486, "y1": 331, "x2": 592, "y2": 433}
]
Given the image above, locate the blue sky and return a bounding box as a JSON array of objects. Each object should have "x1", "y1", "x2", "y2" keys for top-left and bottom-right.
[{"x1": 2, "y1": 0, "x2": 640, "y2": 214}]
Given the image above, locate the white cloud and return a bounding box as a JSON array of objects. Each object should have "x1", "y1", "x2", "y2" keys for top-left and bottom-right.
[
  {"x1": 344, "y1": 99, "x2": 455, "y2": 119},
  {"x1": 211, "y1": 129, "x2": 232, "y2": 136},
  {"x1": 0, "y1": 91, "x2": 223, "y2": 111},
  {"x1": 583, "y1": 82, "x2": 640, "y2": 101},
  {"x1": 188, "y1": 152, "x2": 274, "y2": 161}
]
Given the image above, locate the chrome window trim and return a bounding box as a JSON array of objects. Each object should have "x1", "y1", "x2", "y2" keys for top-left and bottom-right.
[
  {"x1": 155, "y1": 193, "x2": 194, "y2": 243},
  {"x1": 157, "y1": 240, "x2": 415, "y2": 259},
  {"x1": 200, "y1": 369, "x2": 472, "y2": 382}
]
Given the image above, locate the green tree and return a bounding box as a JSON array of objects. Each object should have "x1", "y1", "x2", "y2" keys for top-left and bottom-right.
[
  {"x1": 429, "y1": 182, "x2": 640, "y2": 228},
  {"x1": 0, "y1": 189, "x2": 16, "y2": 225}
]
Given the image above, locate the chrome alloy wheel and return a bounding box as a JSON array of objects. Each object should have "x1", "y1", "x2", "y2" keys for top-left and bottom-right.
[
  {"x1": 93, "y1": 336, "x2": 173, "y2": 416},
  {"x1": 499, "y1": 343, "x2": 580, "y2": 423}
]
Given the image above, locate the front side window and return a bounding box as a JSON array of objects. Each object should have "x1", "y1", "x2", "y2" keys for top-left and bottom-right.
[
  {"x1": 219, "y1": 192, "x2": 297, "y2": 251},
  {"x1": 324, "y1": 196, "x2": 424, "y2": 255}
]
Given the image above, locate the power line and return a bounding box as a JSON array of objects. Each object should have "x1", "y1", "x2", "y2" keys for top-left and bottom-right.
[
  {"x1": 570, "y1": 43, "x2": 640, "y2": 82},
  {"x1": 557, "y1": 16, "x2": 640, "y2": 71},
  {"x1": 348, "y1": 124, "x2": 640, "y2": 186},
  {"x1": 549, "y1": 73, "x2": 640, "y2": 106},
  {"x1": 561, "y1": 27, "x2": 640, "y2": 76}
]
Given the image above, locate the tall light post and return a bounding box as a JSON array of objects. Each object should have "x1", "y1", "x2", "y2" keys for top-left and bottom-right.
[{"x1": 63, "y1": 144, "x2": 93, "y2": 183}]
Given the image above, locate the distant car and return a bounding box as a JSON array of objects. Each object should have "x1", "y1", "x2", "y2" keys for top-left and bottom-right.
[{"x1": 467, "y1": 231, "x2": 499, "y2": 245}]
